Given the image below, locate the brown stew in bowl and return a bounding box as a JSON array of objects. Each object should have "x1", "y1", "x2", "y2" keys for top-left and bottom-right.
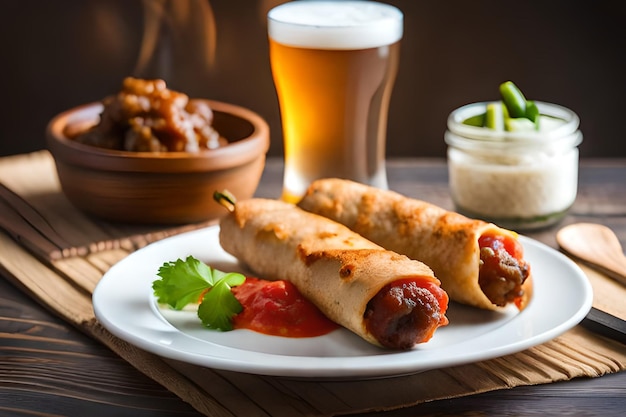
[{"x1": 73, "y1": 77, "x2": 224, "y2": 152}]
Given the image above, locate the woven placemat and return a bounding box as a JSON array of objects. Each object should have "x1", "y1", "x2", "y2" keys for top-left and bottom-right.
[{"x1": 1, "y1": 151, "x2": 625, "y2": 417}]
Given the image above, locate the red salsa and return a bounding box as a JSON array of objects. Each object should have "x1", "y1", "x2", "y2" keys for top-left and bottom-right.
[{"x1": 231, "y1": 277, "x2": 339, "y2": 337}]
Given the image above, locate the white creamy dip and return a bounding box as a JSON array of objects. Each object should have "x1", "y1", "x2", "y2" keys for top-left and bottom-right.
[{"x1": 448, "y1": 146, "x2": 578, "y2": 218}]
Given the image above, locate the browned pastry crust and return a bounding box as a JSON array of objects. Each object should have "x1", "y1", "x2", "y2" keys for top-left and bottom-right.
[{"x1": 298, "y1": 179, "x2": 532, "y2": 311}]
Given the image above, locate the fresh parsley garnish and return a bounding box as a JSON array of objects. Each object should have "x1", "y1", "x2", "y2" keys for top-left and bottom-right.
[{"x1": 152, "y1": 255, "x2": 245, "y2": 331}]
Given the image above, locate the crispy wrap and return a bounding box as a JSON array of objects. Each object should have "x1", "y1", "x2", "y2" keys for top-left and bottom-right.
[
  {"x1": 298, "y1": 179, "x2": 532, "y2": 311},
  {"x1": 219, "y1": 198, "x2": 448, "y2": 349}
]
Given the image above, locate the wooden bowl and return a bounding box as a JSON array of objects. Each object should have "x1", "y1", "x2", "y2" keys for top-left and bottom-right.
[{"x1": 46, "y1": 100, "x2": 270, "y2": 224}]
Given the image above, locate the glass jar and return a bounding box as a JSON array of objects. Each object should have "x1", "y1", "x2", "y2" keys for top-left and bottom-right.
[{"x1": 445, "y1": 101, "x2": 583, "y2": 231}]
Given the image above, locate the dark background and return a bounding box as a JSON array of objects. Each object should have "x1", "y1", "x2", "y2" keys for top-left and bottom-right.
[{"x1": 1, "y1": 0, "x2": 625, "y2": 158}]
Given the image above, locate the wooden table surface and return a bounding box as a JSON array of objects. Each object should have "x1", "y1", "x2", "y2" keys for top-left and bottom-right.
[{"x1": 1, "y1": 157, "x2": 625, "y2": 417}]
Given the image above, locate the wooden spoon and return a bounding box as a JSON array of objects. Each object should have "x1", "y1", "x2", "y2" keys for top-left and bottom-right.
[{"x1": 556, "y1": 223, "x2": 626, "y2": 287}]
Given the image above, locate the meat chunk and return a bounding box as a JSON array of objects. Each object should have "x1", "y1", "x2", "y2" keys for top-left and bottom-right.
[
  {"x1": 365, "y1": 278, "x2": 449, "y2": 349},
  {"x1": 478, "y1": 236, "x2": 531, "y2": 307},
  {"x1": 73, "y1": 77, "x2": 223, "y2": 152}
]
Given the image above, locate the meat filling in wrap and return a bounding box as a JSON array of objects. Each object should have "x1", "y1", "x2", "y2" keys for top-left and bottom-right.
[
  {"x1": 478, "y1": 233, "x2": 530, "y2": 307},
  {"x1": 366, "y1": 278, "x2": 447, "y2": 348}
]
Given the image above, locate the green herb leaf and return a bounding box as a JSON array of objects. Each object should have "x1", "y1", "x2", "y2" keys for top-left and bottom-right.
[
  {"x1": 153, "y1": 256, "x2": 214, "y2": 309},
  {"x1": 152, "y1": 256, "x2": 245, "y2": 331},
  {"x1": 198, "y1": 273, "x2": 245, "y2": 331}
]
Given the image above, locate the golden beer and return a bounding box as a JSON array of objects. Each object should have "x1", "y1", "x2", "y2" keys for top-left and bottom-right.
[{"x1": 268, "y1": 1, "x2": 403, "y2": 202}]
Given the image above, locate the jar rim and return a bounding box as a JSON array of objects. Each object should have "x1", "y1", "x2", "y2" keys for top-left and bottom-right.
[
  {"x1": 445, "y1": 130, "x2": 583, "y2": 154},
  {"x1": 447, "y1": 101, "x2": 580, "y2": 143}
]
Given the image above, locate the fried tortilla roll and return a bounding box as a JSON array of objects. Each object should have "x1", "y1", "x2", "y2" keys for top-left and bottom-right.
[
  {"x1": 298, "y1": 179, "x2": 532, "y2": 311},
  {"x1": 219, "y1": 198, "x2": 448, "y2": 349}
]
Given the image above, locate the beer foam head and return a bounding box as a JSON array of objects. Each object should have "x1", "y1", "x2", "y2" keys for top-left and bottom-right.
[{"x1": 268, "y1": 1, "x2": 403, "y2": 50}]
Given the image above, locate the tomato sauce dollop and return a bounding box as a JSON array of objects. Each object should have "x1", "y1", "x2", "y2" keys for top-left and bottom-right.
[{"x1": 231, "y1": 278, "x2": 339, "y2": 337}]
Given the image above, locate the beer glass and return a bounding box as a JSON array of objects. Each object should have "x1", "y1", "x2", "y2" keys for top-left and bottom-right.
[{"x1": 268, "y1": 1, "x2": 403, "y2": 202}]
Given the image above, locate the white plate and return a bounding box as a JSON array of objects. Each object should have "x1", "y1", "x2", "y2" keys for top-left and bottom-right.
[{"x1": 93, "y1": 226, "x2": 593, "y2": 379}]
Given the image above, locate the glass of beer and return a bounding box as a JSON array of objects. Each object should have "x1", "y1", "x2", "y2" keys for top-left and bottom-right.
[{"x1": 268, "y1": 1, "x2": 403, "y2": 203}]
